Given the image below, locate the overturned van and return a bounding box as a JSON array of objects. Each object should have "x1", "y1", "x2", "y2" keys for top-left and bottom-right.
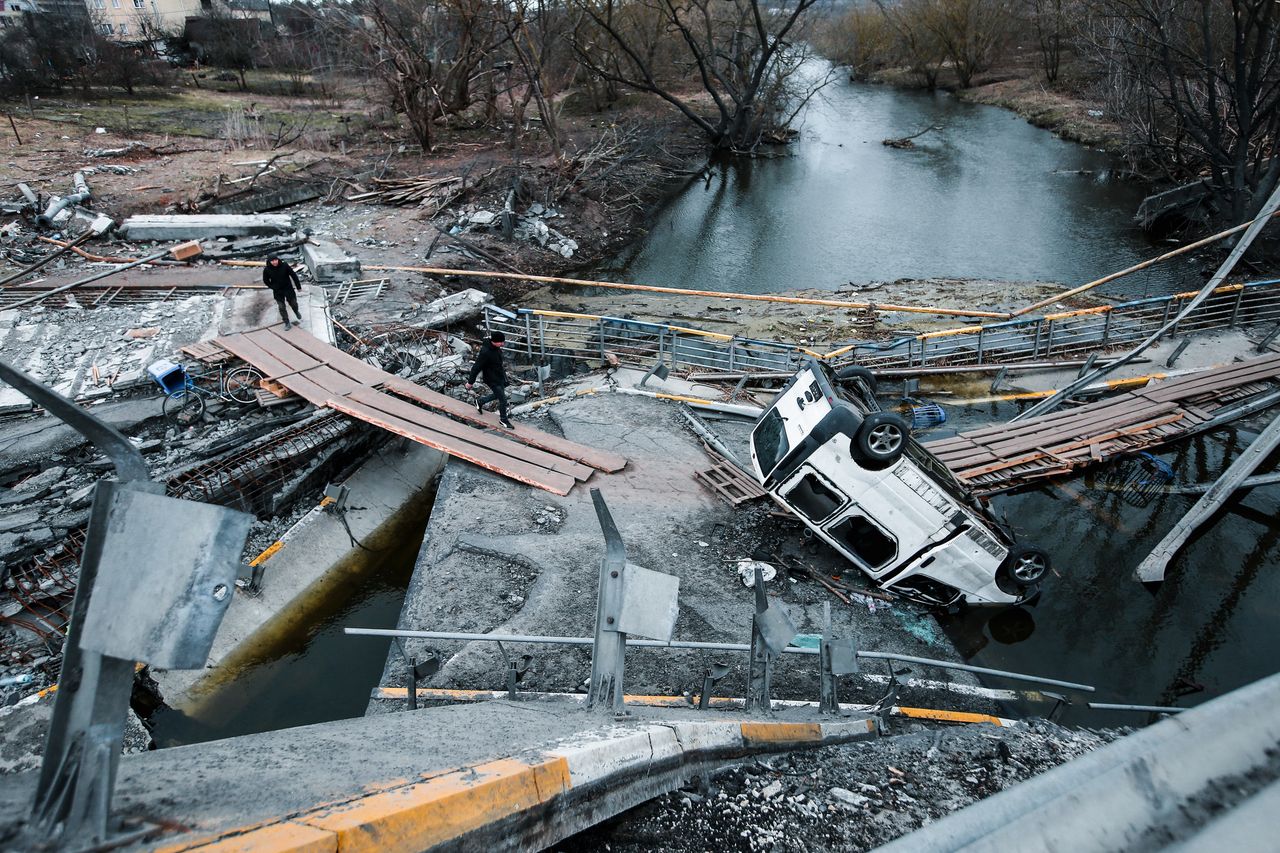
[{"x1": 750, "y1": 360, "x2": 1049, "y2": 607}]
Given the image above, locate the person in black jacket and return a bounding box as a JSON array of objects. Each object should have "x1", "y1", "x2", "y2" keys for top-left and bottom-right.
[
  {"x1": 466, "y1": 331, "x2": 513, "y2": 429},
  {"x1": 262, "y1": 256, "x2": 304, "y2": 330}
]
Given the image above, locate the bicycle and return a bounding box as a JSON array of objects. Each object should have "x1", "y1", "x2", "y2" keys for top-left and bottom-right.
[{"x1": 158, "y1": 361, "x2": 266, "y2": 427}]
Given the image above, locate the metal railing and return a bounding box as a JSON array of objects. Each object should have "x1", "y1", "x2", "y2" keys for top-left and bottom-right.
[
  {"x1": 348, "y1": 490, "x2": 1192, "y2": 722},
  {"x1": 317, "y1": 277, "x2": 387, "y2": 304},
  {"x1": 484, "y1": 278, "x2": 1280, "y2": 375}
]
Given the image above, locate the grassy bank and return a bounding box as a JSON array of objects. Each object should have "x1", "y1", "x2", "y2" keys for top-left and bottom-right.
[{"x1": 866, "y1": 60, "x2": 1124, "y2": 153}]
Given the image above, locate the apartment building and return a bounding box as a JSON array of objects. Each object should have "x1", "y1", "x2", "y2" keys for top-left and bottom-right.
[{"x1": 86, "y1": 0, "x2": 201, "y2": 39}]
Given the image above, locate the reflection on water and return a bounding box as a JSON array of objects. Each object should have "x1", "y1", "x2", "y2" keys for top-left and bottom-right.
[
  {"x1": 938, "y1": 427, "x2": 1280, "y2": 725},
  {"x1": 150, "y1": 502, "x2": 430, "y2": 747},
  {"x1": 611, "y1": 68, "x2": 1201, "y2": 297}
]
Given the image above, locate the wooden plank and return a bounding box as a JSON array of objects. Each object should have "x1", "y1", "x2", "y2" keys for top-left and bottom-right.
[
  {"x1": 954, "y1": 414, "x2": 1184, "y2": 480},
  {"x1": 1140, "y1": 356, "x2": 1280, "y2": 401},
  {"x1": 277, "y1": 326, "x2": 628, "y2": 473},
  {"x1": 978, "y1": 401, "x2": 1179, "y2": 459},
  {"x1": 327, "y1": 397, "x2": 574, "y2": 496},
  {"x1": 273, "y1": 325, "x2": 388, "y2": 385},
  {"x1": 343, "y1": 387, "x2": 593, "y2": 482},
  {"x1": 213, "y1": 334, "x2": 331, "y2": 406},
  {"x1": 383, "y1": 377, "x2": 628, "y2": 473},
  {"x1": 933, "y1": 397, "x2": 1175, "y2": 461}
]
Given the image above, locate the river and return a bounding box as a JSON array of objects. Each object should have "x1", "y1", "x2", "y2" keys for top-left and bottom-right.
[
  {"x1": 607, "y1": 74, "x2": 1277, "y2": 724},
  {"x1": 610, "y1": 75, "x2": 1201, "y2": 297}
]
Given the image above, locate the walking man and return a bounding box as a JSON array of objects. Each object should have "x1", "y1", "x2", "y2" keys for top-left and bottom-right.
[
  {"x1": 262, "y1": 255, "x2": 304, "y2": 330},
  {"x1": 466, "y1": 331, "x2": 514, "y2": 429}
]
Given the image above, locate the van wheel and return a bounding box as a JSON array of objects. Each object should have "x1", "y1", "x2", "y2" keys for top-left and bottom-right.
[
  {"x1": 855, "y1": 412, "x2": 908, "y2": 463},
  {"x1": 1001, "y1": 545, "x2": 1050, "y2": 586},
  {"x1": 836, "y1": 365, "x2": 877, "y2": 395}
]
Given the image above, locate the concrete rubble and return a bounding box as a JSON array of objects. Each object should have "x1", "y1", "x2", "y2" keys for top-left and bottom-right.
[
  {"x1": 117, "y1": 214, "x2": 295, "y2": 241},
  {"x1": 578, "y1": 719, "x2": 1124, "y2": 852}
]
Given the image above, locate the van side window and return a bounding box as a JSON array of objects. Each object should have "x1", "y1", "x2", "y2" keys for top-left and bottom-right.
[
  {"x1": 829, "y1": 515, "x2": 897, "y2": 568},
  {"x1": 786, "y1": 473, "x2": 845, "y2": 521}
]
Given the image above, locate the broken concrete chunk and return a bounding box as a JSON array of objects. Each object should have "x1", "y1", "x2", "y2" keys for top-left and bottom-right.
[
  {"x1": 301, "y1": 239, "x2": 361, "y2": 283},
  {"x1": 14, "y1": 466, "x2": 65, "y2": 493},
  {"x1": 0, "y1": 508, "x2": 43, "y2": 534},
  {"x1": 118, "y1": 214, "x2": 294, "y2": 240},
  {"x1": 829, "y1": 787, "x2": 870, "y2": 808}
]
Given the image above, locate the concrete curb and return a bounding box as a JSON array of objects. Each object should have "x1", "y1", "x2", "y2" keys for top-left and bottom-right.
[
  {"x1": 369, "y1": 687, "x2": 1022, "y2": 727},
  {"x1": 159, "y1": 717, "x2": 879, "y2": 853}
]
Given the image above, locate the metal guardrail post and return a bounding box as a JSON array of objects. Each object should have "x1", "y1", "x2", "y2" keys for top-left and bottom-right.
[
  {"x1": 745, "y1": 564, "x2": 797, "y2": 715},
  {"x1": 2, "y1": 360, "x2": 251, "y2": 851},
  {"x1": 524, "y1": 313, "x2": 533, "y2": 361},
  {"x1": 597, "y1": 318, "x2": 606, "y2": 364},
  {"x1": 1043, "y1": 319, "x2": 1055, "y2": 357},
  {"x1": 818, "y1": 601, "x2": 857, "y2": 715},
  {"x1": 1101, "y1": 310, "x2": 1113, "y2": 347},
  {"x1": 1230, "y1": 286, "x2": 1247, "y2": 326},
  {"x1": 587, "y1": 490, "x2": 627, "y2": 714},
  {"x1": 537, "y1": 315, "x2": 547, "y2": 362},
  {"x1": 975, "y1": 327, "x2": 985, "y2": 365}
]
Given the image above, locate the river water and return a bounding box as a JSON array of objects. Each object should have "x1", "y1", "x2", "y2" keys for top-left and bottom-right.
[
  {"x1": 611, "y1": 77, "x2": 1201, "y2": 297},
  {"x1": 606, "y1": 75, "x2": 1277, "y2": 723}
]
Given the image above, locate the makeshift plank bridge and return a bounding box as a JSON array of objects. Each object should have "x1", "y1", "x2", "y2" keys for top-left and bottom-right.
[
  {"x1": 925, "y1": 353, "x2": 1280, "y2": 496},
  {"x1": 209, "y1": 325, "x2": 626, "y2": 495}
]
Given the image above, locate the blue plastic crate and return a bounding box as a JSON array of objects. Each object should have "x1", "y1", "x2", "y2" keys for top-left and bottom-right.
[{"x1": 147, "y1": 359, "x2": 189, "y2": 395}]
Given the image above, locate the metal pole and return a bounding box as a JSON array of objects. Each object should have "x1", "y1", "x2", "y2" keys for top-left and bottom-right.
[
  {"x1": 1, "y1": 361, "x2": 160, "y2": 847},
  {"x1": 344, "y1": 632, "x2": 1097, "y2": 692},
  {"x1": 1135, "y1": 409, "x2": 1280, "y2": 582},
  {"x1": 586, "y1": 490, "x2": 626, "y2": 713},
  {"x1": 5, "y1": 245, "x2": 184, "y2": 312},
  {"x1": 1087, "y1": 702, "x2": 1186, "y2": 714},
  {"x1": 746, "y1": 565, "x2": 773, "y2": 714}
]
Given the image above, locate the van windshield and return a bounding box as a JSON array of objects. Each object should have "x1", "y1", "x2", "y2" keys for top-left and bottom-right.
[{"x1": 753, "y1": 408, "x2": 790, "y2": 478}]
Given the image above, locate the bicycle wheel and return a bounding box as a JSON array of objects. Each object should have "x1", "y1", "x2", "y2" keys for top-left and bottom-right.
[
  {"x1": 164, "y1": 390, "x2": 206, "y2": 427},
  {"x1": 225, "y1": 366, "x2": 265, "y2": 405}
]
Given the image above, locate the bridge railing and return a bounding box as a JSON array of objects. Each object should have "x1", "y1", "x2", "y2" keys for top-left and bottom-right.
[{"x1": 483, "y1": 278, "x2": 1280, "y2": 375}]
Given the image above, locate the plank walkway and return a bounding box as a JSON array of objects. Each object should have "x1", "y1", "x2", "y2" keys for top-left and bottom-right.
[
  {"x1": 924, "y1": 353, "x2": 1280, "y2": 496},
  {"x1": 213, "y1": 325, "x2": 626, "y2": 495}
]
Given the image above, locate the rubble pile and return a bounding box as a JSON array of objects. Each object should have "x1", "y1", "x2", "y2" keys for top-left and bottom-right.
[
  {"x1": 0, "y1": 296, "x2": 237, "y2": 404},
  {"x1": 567, "y1": 720, "x2": 1125, "y2": 853}
]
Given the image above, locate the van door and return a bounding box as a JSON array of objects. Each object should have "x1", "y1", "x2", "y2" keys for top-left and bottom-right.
[{"x1": 751, "y1": 366, "x2": 830, "y2": 482}]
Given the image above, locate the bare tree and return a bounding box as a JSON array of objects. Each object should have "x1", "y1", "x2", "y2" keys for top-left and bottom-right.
[
  {"x1": 340, "y1": 0, "x2": 509, "y2": 152},
  {"x1": 1028, "y1": 0, "x2": 1067, "y2": 83},
  {"x1": 1084, "y1": 0, "x2": 1280, "y2": 224},
  {"x1": 568, "y1": 0, "x2": 826, "y2": 152},
  {"x1": 874, "y1": 0, "x2": 949, "y2": 89},
  {"x1": 496, "y1": 0, "x2": 569, "y2": 155},
  {"x1": 919, "y1": 0, "x2": 1010, "y2": 88}
]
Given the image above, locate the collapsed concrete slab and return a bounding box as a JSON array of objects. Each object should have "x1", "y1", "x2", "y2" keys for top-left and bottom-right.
[
  {"x1": 118, "y1": 214, "x2": 294, "y2": 240},
  {"x1": 301, "y1": 239, "x2": 361, "y2": 282},
  {"x1": 420, "y1": 288, "x2": 491, "y2": 329}
]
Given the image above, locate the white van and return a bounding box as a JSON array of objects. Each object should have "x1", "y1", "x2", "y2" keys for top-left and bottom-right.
[{"x1": 750, "y1": 360, "x2": 1048, "y2": 607}]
